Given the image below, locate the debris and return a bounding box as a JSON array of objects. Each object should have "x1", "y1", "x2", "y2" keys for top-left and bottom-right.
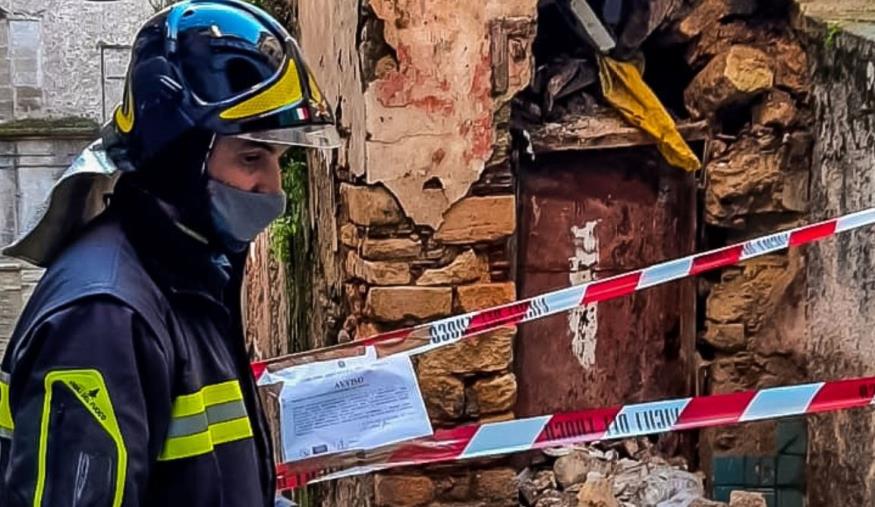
[
  {"x1": 728, "y1": 491, "x2": 768, "y2": 507},
  {"x1": 684, "y1": 45, "x2": 773, "y2": 120},
  {"x1": 616, "y1": 0, "x2": 681, "y2": 57},
  {"x1": 578, "y1": 476, "x2": 621, "y2": 507},
  {"x1": 599, "y1": 56, "x2": 702, "y2": 171},
  {"x1": 554, "y1": 449, "x2": 612, "y2": 488},
  {"x1": 677, "y1": 0, "x2": 757, "y2": 40},
  {"x1": 563, "y1": 0, "x2": 617, "y2": 53},
  {"x1": 753, "y1": 89, "x2": 797, "y2": 128},
  {"x1": 522, "y1": 442, "x2": 720, "y2": 507}
]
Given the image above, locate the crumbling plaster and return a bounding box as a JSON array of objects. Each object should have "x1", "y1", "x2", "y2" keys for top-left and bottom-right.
[{"x1": 299, "y1": 0, "x2": 537, "y2": 228}]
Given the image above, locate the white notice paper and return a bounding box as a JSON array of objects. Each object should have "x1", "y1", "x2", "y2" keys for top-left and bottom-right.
[{"x1": 278, "y1": 352, "x2": 433, "y2": 462}]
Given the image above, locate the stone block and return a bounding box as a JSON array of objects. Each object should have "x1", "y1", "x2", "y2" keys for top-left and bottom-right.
[
  {"x1": 472, "y1": 468, "x2": 517, "y2": 505},
  {"x1": 729, "y1": 490, "x2": 767, "y2": 507},
  {"x1": 339, "y1": 224, "x2": 360, "y2": 248},
  {"x1": 457, "y1": 282, "x2": 515, "y2": 312},
  {"x1": 703, "y1": 322, "x2": 746, "y2": 352},
  {"x1": 345, "y1": 251, "x2": 411, "y2": 285},
  {"x1": 418, "y1": 374, "x2": 465, "y2": 420},
  {"x1": 432, "y1": 474, "x2": 473, "y2": 502},
  {"x1": 704, "y1": 136, "x2": 783, "y2": 226},
  {"x1": 753, "y1": 90, "x2": 797, "y2": 128},
  {"x1": 417, "y1": 249, "x2": 488, "y2": 286},
  {"x1": 678, "y1": 0, "x2": 757, "y2": 40},
  {"x1": 341, "y1": 183, "x2": 404, "y2": 226},
  {"x1": 766, "y1": 39, "x2": 808, "y2": 95},
  {"x1": 684, "y1": 46, "x2": 773, "y2": 120},
  {"x1": 417, "y1": 327, "x2": 514, "y2": 376},
  {"x1": 553, "y1": 451, "x2": 614, "y2": 488},
  {"x1": 468, "y1": 373, "x2": 517, "y2": 415},
  {"x1": 685, "y1": 21, "x2": 761, "y2": 68},
  {"x1": 365, "y1": 286, "x2": 452, "y2": 322},
  {"x1": 435, "y1": 196, "x2": 515, "y2": 244},
  {"x1": 576, "y1": 477, "x2": 619, "y2": 507},
  {"x1": 375, "y1": 474, "x2": 436, "y2": 507},
  {"x1": 362, "y1": 237, "x2": 421, "y2": 260},
  {"x1": 479, "y1": 411, "x2": 514, "y2": 423}
]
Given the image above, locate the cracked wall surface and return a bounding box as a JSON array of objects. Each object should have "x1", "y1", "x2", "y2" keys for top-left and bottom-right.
[{"x1": 300, "y1": 0, "x2": 536, "y2": 228}]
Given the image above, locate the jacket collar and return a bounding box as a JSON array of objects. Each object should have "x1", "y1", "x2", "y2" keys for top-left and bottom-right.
[{"x1": 110, "y1": 180, "x2": 242, "y2": 303}]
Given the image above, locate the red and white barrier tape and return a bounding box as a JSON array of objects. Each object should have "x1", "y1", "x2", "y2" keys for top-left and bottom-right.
[
  {"x1": 254, "y1": 208, "x2": 875, "y2": 380},
  {"x1": 275, "y1": 375, "x2": 875, "y2": 490}
]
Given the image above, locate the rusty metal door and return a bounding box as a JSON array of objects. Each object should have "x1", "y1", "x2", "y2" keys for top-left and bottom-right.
[{"x1": 515, "y1": 147, "x2": 696, "y2": 417}]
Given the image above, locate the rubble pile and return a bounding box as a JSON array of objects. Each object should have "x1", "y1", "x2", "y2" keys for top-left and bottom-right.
[{"x1": 516, "y1": 440, "x2": 768, "y2": 507}]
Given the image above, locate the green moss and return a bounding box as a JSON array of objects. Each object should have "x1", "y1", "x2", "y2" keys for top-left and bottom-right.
[
  {"x1": 824, "y1": 22, "x2": 843, "y2": 49},
  {"x1": 269, "y1": 150, "x2": 308, "y2": 264},
  {"x1": 0, "y1": 117, "x2": 99, "y2": 138}
]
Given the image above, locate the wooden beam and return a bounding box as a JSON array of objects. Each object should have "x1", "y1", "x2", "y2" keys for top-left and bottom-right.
[{"x1": 527, "y1": 109, "x2": 709, "y2": 153}]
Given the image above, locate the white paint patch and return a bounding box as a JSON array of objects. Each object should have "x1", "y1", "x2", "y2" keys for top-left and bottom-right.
[{"x1": 568, "y1": 221, "x2": 599, "y2": 369}]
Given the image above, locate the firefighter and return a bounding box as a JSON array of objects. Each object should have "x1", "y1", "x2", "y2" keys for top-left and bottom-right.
[{"x1": 0, "y1": 0, "x2": 339, "y2": 505}]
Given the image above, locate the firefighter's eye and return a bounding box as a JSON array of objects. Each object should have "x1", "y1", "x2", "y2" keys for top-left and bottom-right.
[{"x1": 241, "y1": 152, "x2": 263, "y2": 165}]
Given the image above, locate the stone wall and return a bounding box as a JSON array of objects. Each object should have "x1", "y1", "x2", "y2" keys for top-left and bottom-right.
[
  {"x1": 0, "y1": 0, "x2": 153, "y2": 121},
  {"x1": 294, "y1": 1, "x2": 537, "y2": 504},
  {"x1": 675, "y1": 0, "x2": 814, "y2": 481}
]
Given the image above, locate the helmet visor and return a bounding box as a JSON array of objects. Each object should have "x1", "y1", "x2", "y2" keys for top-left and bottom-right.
[{"x1": 235, "y1": 124, "x2": 342, "y2": 149}]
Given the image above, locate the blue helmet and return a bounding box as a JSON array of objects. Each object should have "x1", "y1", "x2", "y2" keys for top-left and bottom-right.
[{"x1": 104, "y1": 0, "x2": 339, "y2": 170}]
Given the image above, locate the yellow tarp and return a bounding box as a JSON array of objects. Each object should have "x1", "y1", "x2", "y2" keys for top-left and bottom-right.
[{"x1": 598, "y1": 56, "x2": 701, "y2": 172}]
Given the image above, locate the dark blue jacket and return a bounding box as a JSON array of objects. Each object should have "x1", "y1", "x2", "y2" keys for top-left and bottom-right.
[{"x1": 0, "y1": 184, "x2": 275, "y2": 506}]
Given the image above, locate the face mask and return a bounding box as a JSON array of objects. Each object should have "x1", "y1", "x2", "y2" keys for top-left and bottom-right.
[{"x1": 207, "y1": 178, "x2": 286, "y2": 251}]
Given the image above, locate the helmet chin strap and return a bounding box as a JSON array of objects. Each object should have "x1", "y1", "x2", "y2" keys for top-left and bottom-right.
[{"x1": 201, "y1": 132, "x2": 217, "y2": 178}]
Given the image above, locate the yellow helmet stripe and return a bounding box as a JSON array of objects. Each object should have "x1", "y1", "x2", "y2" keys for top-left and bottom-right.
[
  {"x1": 114, "y1": 80, "x2": 135, "y2": 134},
  {"x1": 220, "y1": 60, "x2": 304, "y2": 120}
]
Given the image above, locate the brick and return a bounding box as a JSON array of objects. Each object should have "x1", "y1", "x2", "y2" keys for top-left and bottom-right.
[
  {"x1": 362, "y1": 237, "x2": 421, "y2": 260},
  {"x1": 435, "y1": 196, "x2": 515, "y2": 244},
  {"x1": 366, "y1": 287, "x2": 452, "y2": 322},
  {"x1": 456, "y1": 282, "x2": 515, "y2": 312},
  {"x1": 469, "y1": 373, "x2": 517, "y2": 415},
  {"x1": 417, "y1": 327, "x2": 513, "y2": 376},
  {"x1": 375, "y1": 474, "x2": 436, "y2": 507},
  {"x1": 684, "y1": 45, "x2": 773, "y2": 120},
  {"x1": 472, "y1": 468, "x2": 517, "y2": 504},
  {"x1": 417, "y1": 249, "x2": 488, "y2": 286},
  {"x1": 346, "y1": 251, "x2": 411, "y2": 285},
  {"x1": 418, "y1": 374, "x2": 465, "y2": 420},
  {"x1": 341, "y1": 183, "x2": 404, "y2": 226}
]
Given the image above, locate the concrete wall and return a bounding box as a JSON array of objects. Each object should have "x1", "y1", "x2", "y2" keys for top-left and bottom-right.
[
  {"x1": 800, "y1": 12, "x2": 875, "y2": 506},
  {"x1": 0, "y1": 1, "x2": 154, "y2": 352}
]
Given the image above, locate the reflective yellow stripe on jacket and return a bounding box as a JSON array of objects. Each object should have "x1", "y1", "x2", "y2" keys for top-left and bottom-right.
[
  {"x1": 0, "y1": 371, "x2": 12, "y2": 439},
  {"x1": 159, "y1": 379, "x2": 253, "y2": 461}
]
